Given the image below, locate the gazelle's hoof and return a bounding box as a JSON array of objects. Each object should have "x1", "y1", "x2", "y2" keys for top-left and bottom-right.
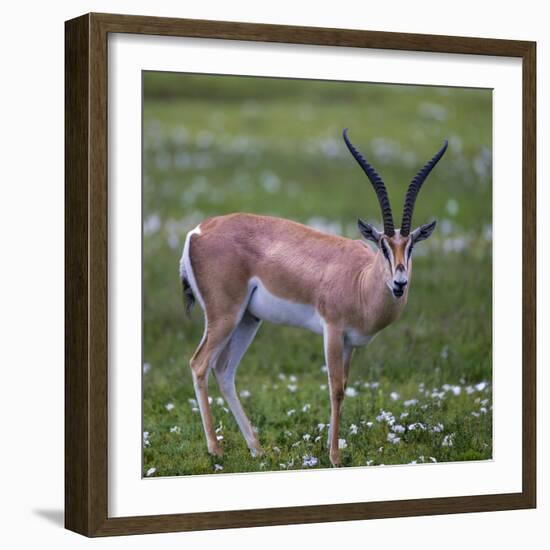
[
  {"x1": 208, "y1": 443, "x2": 224, "y2": 457},
  {"x1": 249, "y1": 446, "x2": 264, "y2": 458},
  {"x1": 330, "y1": 450, "x2": 341, "y2": 467}
]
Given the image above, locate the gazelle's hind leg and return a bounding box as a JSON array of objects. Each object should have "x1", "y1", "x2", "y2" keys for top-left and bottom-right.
[
  {"x1": 214, "y1": 311, "x2": 262, "y2": 456},
  {"x1": 189, "y1": 315, "x2": 240, "y2": 456}
]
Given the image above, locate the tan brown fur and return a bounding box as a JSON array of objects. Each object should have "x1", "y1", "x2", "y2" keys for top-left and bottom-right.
[{"x1": 191, "y1": 213, "x2": 408, "y2": 334}]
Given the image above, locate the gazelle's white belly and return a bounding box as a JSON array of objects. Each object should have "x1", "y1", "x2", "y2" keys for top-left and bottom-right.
[
  {"x1": 247, "y1": 277, "x2": 323, "y2": 335},
  {"x1": 345, "y1": 328, "x2": 374, "y2": 347}
]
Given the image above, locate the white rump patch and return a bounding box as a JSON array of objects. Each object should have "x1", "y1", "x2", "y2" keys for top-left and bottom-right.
[{"x1": 179, "y1": 225, "x2": 204, "y2": 307}]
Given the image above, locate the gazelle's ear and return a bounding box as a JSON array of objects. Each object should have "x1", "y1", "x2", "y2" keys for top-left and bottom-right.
[
  {"x1": 358, "y1": 218, "x2": 382, "y2": 245},
  {"x1": 410, "y1": 220, "x2": 437, "y2": 243}
]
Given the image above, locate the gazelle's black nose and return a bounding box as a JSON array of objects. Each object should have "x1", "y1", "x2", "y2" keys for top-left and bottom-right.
[{"x1": 393, "y1": 280, "x2": 407, "y2": 297}]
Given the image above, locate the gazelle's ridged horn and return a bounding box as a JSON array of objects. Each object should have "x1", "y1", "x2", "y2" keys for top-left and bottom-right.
[
  {"x1": 400, "y1": 140, "x2": 448, "y2": 237},
  {"x1": 343, "y1": 128, "x2": 395, "y2": 237}
]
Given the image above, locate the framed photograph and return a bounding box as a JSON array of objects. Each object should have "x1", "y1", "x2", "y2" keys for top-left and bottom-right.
[{"x1": 65, "y1": 12, "x2": 536, "y2": 537}]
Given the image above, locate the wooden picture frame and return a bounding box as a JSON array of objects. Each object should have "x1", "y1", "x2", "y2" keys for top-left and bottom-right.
[{"x1": 65, "y1": 12, "x2": 536, "y2": 537}]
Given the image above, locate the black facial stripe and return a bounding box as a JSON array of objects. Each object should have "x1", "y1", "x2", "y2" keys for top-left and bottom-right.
[{"x1": 380, "y1": 240, "x2": 392, "y2": 265}]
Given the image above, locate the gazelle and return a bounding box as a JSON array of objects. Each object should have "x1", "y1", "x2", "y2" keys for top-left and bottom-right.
[{"x1": 180, "y1": 129, "x2": 448, "y2": 466}]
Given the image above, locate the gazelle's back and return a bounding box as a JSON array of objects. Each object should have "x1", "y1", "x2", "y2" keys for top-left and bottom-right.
[{"x1": 189, "y1": 213, "x2": 374, "y2": 309}]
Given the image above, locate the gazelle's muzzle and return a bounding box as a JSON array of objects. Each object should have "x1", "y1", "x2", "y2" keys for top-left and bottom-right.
[{"x1": 392, "y1": 265, "x2": 408, "y2": 297}]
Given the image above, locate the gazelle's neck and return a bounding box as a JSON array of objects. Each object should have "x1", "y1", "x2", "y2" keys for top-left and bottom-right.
[{"x1": 357, "y1": 250, "x2": 408, "y2": 334}]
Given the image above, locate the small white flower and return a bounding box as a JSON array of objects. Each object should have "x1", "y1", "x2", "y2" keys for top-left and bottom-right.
[
  {"x1": 431, "y1": 423, "x2": 444, "y2": 433},
  {"x1": 392, "y1": 424, "x2": 406, "y2": 434},
  {"x1": 302, "y1": 403, "x2": 311, "y2": 412},
  {"x1": 320, "y1": 384, "x2": 327, "y2": 391},
  {"x1": 376, "y1": 410, "x2": 395, "y2": 425},
  {"x1": 145, "y1": 467, "x2": 156, "y2": 477},
  {"x1": 273, "y1": 446, "x2": 281, "y2": 454},
  {"x1": 345, "y1": 387, "x2": 358, "y2": 397},
  {"x1": 451, "y1": 386, "x2": 461, "y2": 396},
  {"x1": 408, "y1": 422, "x2": 426, "y2": 431},
  {"x1": 214, "y1": 464, "x2": 224, "y2": 471},
  {"x1": 279, "y1": 463, "x2": 287, "y2": 469},
  {"x1": 338, "y1": 438, "x2": 348, "y2": 449},
  {"x1": 480, "y1": 407, "x2": 488, "y2": 414},
  {"x1": 349, "y1": 424, "x2": 359, "y2": 435},
  {"x1": 292, "y1": 441, "x2": 301, "y2": 448},
  {"x1": 143, "y1": 362, "x2": 151, "y2": 374},
  {"x1": 287, "y1": 384, "x2": 298, "y2": 393},
  {"x1": 387, "y1": 433, "x2": 401, "y2": 444},
  {"x1": 366, "y1": 421, "x2": 373, "y2": 428},
  {"x1": 400, "y1": 412, "x2": 409, "y2": 419},
  {"x1": 471, "y1": 411, "x2": 480, "y2": 417},
  {"x1": 430, "y1": 456, "x2": 437, "y2": 463},
  {"x1": 192, "y1": 407, "x2": 199, "y2": 413},
  {"x1": 317, "y1": 423, "x2": 326, "y2": 432},
  {"x1": 215, "y1": 397, "x2": 225, "y2": 406},
  {"x1": 277, "y1": 373, "x2": 286, "y2": 380},
  {"x1": 390, "y1": 391, "x2": 400, "y2": 401},
  {"x1": 475, "y1": 381, "x2": 488, "y2": 392},
  {"x1": 442, "y1": 434, "x2": 454, "y2": 447},
  {"x1": 303, "y1": 433, "x2": 311, "y2": 441},
  {"x1": 314, "y1": 436, "x2": 321, "y2": 442},
  {"x1": 240, "y1": 389, "x2": 251, "y2": 398},
  {"x1": 302, "y1": 454, "x2": 318, "y2": 467},
  {"x1": 165, "y1": 402, "x2": 175, "y2": 412},
  {"x1": 404, "y1": 399, "x2": 419, "y2": 407},
  {"x1": 170, "y1": 426, "x2": 180, "y2": 433},
  {"x1": 143, "y1": 432, "x2": 151, "y2": 447},
  {"x1": 289, "y1": 374, "x2": 298, "y2": 382},
  {"x1": 466, "y1": 385, "x2": 475, "y2": 395},
  {"x1": 366, "y1": 460, "x2": 374, "y2": 466},
  {"x1": 287, "y1": 409, "x2": 296, "y2": 416},
  {"x1": 188, "y1": 398, "x2": 198, "y2": 407},
  {"x1": 410, "y1": 460, "x2": 417, "y2": 465},
  {"x1": 320, "y1": 365, "x2": 328, "y2": 373},
  {"x1": 216, "y1": 435, "x2": 224, "y2": 441},
  {"x1": 208, "y1": 396, "x2": 213, "y2": 404}
]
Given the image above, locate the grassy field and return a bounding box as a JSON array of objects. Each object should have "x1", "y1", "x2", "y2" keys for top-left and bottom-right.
[{"x1": 142, "y1": 73, "x2": 492, "y2": 476}]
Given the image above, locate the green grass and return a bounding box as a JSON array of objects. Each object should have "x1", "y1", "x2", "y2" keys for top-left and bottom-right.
[{"x1": 142, "y1": 73, "x2": 492, "y2": 476}]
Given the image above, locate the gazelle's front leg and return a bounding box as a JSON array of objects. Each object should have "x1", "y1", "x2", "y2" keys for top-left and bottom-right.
[
  {"x1": 343, "y1": 345, "x2": 354, "y2": 390},
  {"x1": 323, "y1": 324, "x2": 348, "y2": 467}
]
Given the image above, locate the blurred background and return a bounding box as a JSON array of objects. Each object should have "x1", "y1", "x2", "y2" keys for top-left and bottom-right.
[{"x1": 142, "y1": 72, "x2": 492, "y2": 476}]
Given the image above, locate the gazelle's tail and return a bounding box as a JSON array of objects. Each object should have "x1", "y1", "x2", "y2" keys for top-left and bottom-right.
[{"x1": 181, "y1": 274, "x2": 196, "y2": 315}]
